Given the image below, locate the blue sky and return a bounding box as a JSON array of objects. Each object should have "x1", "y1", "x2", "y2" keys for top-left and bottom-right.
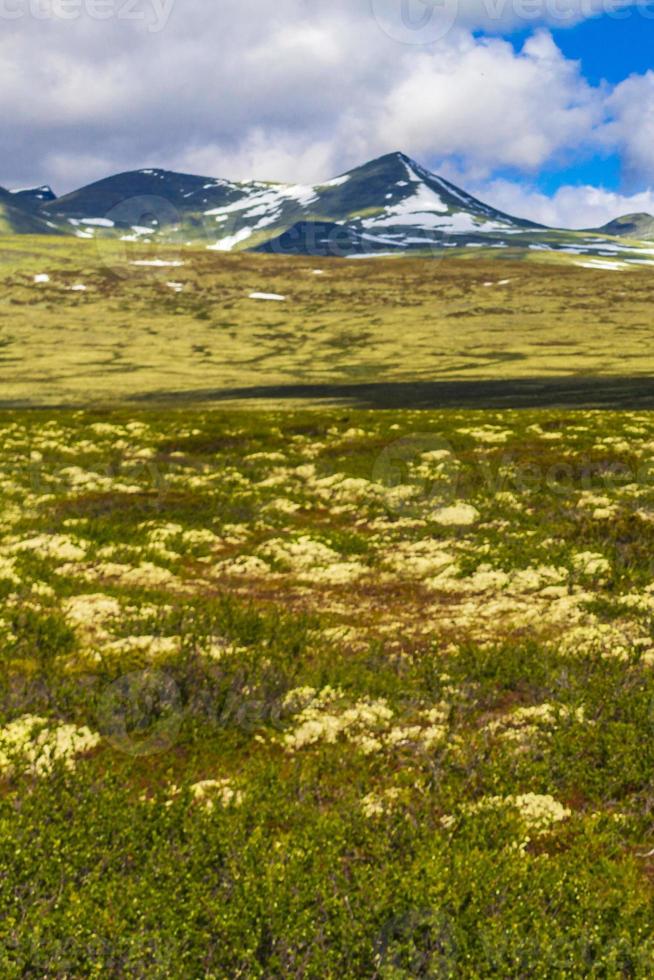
[
  {"x1": 498, "y1": 16, "x2": 645, "y2": 191},
  {"x1": 508, "y1": 13, "x2": 654, "y2": 87},
  {"x1": 501, "y1": 14, "x2": 652, "y2": 194},
  {"x1": 1, "y1": 0, "x2": 654, "y2": 228},
  {"x1": 550, "y1": 14, "x2": 654, "y2": 85}
]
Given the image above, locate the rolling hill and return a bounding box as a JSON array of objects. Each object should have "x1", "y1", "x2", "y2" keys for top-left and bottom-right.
[
  {"x1": 589, "y1": 212, "x2": 654, "y2": 241},
  {"x1": 0, "y1": 186, "x2": 61, "y2": 235}
]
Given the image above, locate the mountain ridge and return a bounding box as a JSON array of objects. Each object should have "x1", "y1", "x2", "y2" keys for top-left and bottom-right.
[{"x1": 3, "y1": 153, "x2": 654, "y2": 265}]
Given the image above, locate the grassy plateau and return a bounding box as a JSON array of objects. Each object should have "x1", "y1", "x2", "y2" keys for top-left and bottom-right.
[
  {"x1": 3, "y1": 235, "x2": 654, "y2": 408},
  {"x1": 3, "y1": 238, "x2": 654, "y2": 975}
]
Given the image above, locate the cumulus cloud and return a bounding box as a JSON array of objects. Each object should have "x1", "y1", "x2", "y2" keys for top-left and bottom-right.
[
  {"x1": 375, "y1": 31, "x2": 604, "y2": 179},
  {"x1": 472, "y1": 178, "x2": 654, "y2": 227},
  {"x1": 604, "y1": 71, "x2": 654, "y2": 185},
  {"x1": 0, "y1": 1, "x2": 392, "y2": 187},
  {"x1": 0, "y1": 0, "x2": 653, "y2": 227}
]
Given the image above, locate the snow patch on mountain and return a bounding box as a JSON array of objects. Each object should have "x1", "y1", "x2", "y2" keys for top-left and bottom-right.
[
  {"x1": 208, "y1": 228, "x2": 253, "y2": 251},
  {"x1": 363, "y1": 184, "x2": 448, "y2": 223},
  {"x1": 205, "y1": 183, "x2": 318, "y2": 221},
  {"x1": 8, "y1": 151, "x2": 654, "y2": 263},
  {"x1": 10, "y1": 185, "x2": 54, "y2": 198},
  {"x1": 81, "y1": 217, "x2": 115, "y2": 228},
  {"x1": 319, "y1": 175, "x2": 350, "y2": 188}
]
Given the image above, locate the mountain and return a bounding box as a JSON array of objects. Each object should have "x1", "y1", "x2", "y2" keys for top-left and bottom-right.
[
  {"x1": 589, "y1": 212, "x2": 654, "y2": 241},
  {"x1": 4, "y1": 153, "x2": 654, "y2": 265},
  {"x1": 0, "y1": 185, "x2": 62, "y2": 234},
  {"x1": 215, "y1": 152, "x2": 546, "y2": 257},
  {"x1": 28, "y1": 152, "x2": 543, "y2": 251},
  {"x1": 8, "y1": 185, "x2": 57, "y2": 211},
  {"x1": 0, "y1": 204, "x2": 62, "y2": 235},
  {"x1": 41, "y1": 168, "x2": 260, "y2": 229}
]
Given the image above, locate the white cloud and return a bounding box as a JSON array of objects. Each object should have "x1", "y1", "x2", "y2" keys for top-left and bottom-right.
[
  {"x1": 173, "y1": 132, "x2": 341, "y2": 186},
  {"x1": 0, "y1": 0, "x2": 652, "y2": 231},
  {"x1": 372, "y1": 0, "x2": 638, "y2": 39},
  {"x1": 375, "y1": 31, "x2": 604, "y2": 178},
  {"x1": 472, "y1": 178, "x2": 654, "y2": 227},
  {"x1": 604, "y1": 71, "x2": 654, "y2": 184}
]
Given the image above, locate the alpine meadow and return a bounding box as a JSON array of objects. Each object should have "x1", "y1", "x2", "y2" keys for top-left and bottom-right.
[{"x1": 5, "y1": 4, "x2": 654, "y2": 977}]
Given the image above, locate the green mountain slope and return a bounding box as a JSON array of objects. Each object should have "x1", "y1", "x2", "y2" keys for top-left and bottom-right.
[{"x1": 589, "y1": 212, "x2": 654, "y2": 240}]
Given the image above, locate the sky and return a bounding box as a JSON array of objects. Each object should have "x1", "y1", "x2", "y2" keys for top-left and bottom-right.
[{"x1": 1, "y1": 0, "x2": 654, "y2": 228}]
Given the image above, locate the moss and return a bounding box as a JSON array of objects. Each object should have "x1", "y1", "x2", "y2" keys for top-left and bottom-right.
[{"x1": 2, "y1": 235, "x2": 654, "y2": 407}]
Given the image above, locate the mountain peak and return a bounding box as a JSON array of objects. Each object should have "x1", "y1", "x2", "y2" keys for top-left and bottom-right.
[
  {"x1": 341, "y1": 150, "x2": 419, "y2": 179},
  {"x1": 373, "y1": 150, "x2": 415, "y2": 165},
  {"x1": 10, "y1": 183, "x2": 55, "y2": 194},
  {"x1": 7, "y1": 152, "x2": 654, "y2": 263},
  {"x1": 8, "y1": 185, "x2": 57, "y2": 209}
]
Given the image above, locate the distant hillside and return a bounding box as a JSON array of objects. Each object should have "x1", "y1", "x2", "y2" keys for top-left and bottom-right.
[
  {"x1": 0, "y1": 186, "x2": 62, "y2": 235},
  {"x1": 7, "y1": 185, "x2": 57, "y2": 211},
  {"x1": 2, "y1": 154, "x2": 654, "y2": 266},
  {"x1": 589, "y1": 212, "x2": 654, "y2": 240}
]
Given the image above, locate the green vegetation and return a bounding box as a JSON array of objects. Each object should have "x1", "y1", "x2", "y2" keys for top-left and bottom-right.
[
  {"x1": 2, "y1": 235, "x2": 654, "y2": 407},
  {"x1": 3, "y1": 406, "x2": 654, "y2": 975}
]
